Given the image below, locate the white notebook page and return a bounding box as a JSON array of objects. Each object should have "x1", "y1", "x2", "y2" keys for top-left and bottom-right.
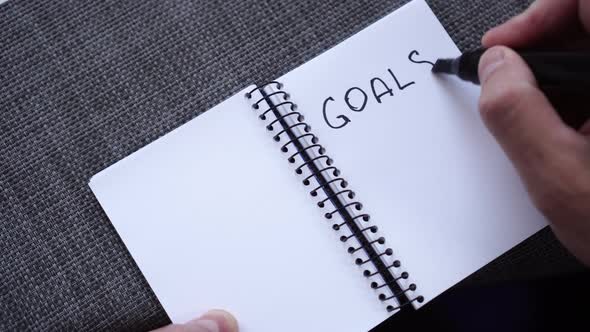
[
  {"x1": 279, "y1": 0, "x2": 547, "y2": 306},
  {"x1": 90, "y1": 90, "x2": 390, "y2": 332}
]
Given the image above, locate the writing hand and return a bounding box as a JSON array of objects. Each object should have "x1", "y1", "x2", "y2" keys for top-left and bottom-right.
[
  {"x1": 152, "y1": 310, "x2": 238, "y2": 332},
  {"x1": 477, "y1": 0, "x2": 590, "y2": 265}
]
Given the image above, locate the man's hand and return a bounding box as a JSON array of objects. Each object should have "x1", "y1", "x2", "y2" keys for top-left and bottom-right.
[
  {"x1": 152, "y1": 310, "x2": 238, "y2": 332},
  {"x1": 478, "y1": 0, "x2": 590, "y2": 265}
]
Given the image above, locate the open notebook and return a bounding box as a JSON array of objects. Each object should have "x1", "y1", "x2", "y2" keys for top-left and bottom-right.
[{"x1": 89, "y1": 1, "x2": 546, "y2": 331}]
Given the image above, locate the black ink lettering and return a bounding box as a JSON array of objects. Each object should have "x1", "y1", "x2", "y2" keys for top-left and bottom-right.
[
  {"x1": 344, "y1": 87, "x2": 368, "y2": 112},
  {"x1": 408, "y1": 50, "x2": 434, "y2": 67},
  {"x1": 322, "y1": 96, "x2": 351, "y2": 129},
  {"x1": 369, "y1": 78, "x2": 393, "y2": 104},
  {"x1": 388, "y1": 69, "x2": 415, "y2": 90}
]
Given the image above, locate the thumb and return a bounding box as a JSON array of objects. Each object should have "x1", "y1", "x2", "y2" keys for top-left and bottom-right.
[
  {"x1": 478, "y1": 46, "x2": 583, "y2": 189},
  {"x1": 153, "y1": 310, "x2": 239, "y2": 332}
]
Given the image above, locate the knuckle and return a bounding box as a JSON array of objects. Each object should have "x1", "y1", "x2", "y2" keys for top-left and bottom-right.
[
  {"x1": 534, "y1": 187, "x2": 568, "y2": 218},
  {"x1": 479, "y1": 83, "x2": 533, "y2": 125}
]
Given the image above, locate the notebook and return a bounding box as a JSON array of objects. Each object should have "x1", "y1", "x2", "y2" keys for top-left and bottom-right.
[{"x1": 89, "y1": 1, "x2": 546, "y2": 331}]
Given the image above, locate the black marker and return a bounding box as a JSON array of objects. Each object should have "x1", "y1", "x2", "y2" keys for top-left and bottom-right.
[{"x1": 432, "y1": 49, "x2": 590, "y2": 89}]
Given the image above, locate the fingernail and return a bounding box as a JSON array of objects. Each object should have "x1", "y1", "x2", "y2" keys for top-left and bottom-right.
[
  {"x1": 479, "y1": 47, "x2": 505, "y2": 84},
  {"x1": 186, "y1": 319, "x2": 220, "y2": 332},
  {"x1": 186, "y1": 310, "x2": 238, "y2": 332},
  {"x1": 481, "y1": 26, "x2": 499, "y2": 46}
]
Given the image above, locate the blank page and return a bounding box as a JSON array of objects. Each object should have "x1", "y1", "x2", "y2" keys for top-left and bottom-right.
[
  {"x1": 90, "y1": 90, "x2": 389, "y2": 332},
  {"x1": 279, "y1": 0, "x2": 546, "y2": 307}
]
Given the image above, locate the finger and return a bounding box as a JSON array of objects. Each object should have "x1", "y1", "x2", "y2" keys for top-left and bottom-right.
[
  {"x1": 153, "y1": 310, "x2": 239, "y2": 332},
  {"x1": 478, "y1": 46, "x2": 585, "y2": 194},
  {"x1": 482, "y1": 0, "x2": 579, "y2": 48},
  {"x1": 185, "y1": 310, "x2": 238, "y2": 332}
]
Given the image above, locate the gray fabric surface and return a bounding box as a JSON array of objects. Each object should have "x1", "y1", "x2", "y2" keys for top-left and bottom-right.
[{"x1": 0, "y1": 0, "x2": 584, "y2": 330}]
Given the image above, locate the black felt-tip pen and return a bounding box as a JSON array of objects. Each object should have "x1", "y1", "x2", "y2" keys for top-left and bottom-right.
[{"x1": 432, "y1": 49, "x2": 590, "y2": 90}]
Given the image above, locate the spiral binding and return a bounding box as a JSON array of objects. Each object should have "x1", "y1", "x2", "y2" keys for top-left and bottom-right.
[{"x1": 245, "y1": 81, "x2": 424, "y2": 313}]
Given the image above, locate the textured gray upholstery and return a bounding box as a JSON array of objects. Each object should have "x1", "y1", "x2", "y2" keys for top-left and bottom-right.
[{"x1": 0, "y1": 0, "x2": 583, "y2": 330}]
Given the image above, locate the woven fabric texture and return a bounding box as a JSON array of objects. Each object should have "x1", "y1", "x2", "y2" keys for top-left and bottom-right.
[{"x1": 0, "y1": 0, "x2": 583, "y2": 330}]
